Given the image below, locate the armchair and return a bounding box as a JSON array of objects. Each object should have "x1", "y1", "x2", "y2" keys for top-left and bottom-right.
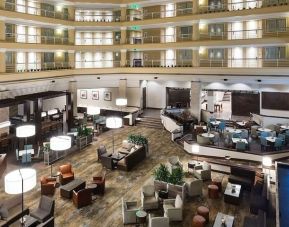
[
  {"x1": 59, "y1": 163, "x2": 74, "y2": 185},
  {"x1": 194, "y1": 161, "x2": 211, "y2": 181},
  {"x1": 141, "y1": 185, "x2": 159, "y2": 210},
  {"x1": 72, "y1": 188, "x2": 92, "y2": 209},
  {"x1": 184, "y1": 177, "x2": 203, "y2": 197},
  {"x1": 92, "y1": 170, "x2": 106, "y2": 195},
  {"x1": 121, "y1": 198, "x2": 138, "y2": 224},
  {"x1": 40, "y1": 176, "x2": 57, "y2": 195},
  {"x1": 148, "y1": 214, "x2": 169, "y2": 227},
  {"x1": 163, "y1": 194, "x2": 183, "y2": 221},
  {"x1": 168, "y1": 156, "x2": 183, "y2": 173},
  {"x1": 30, "y1": 196, "x2": 55, "y2": 223},
  {"x1": 97, "y1": 145, "x2": 107, "y2": 161}
]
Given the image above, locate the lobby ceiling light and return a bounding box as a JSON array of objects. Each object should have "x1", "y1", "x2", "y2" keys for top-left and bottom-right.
[{"x1": 154, "y1": 77, "x2": 158, "y2": 79}]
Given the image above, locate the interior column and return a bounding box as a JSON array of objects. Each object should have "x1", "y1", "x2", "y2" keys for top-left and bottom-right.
[
  {"x1": 119, "y1": 79, "x2": 127, "y2": 98},
  {"x1": 34, "y1": 98, "x2": 42, "y2": 146},
  {"x1": 190, "y1": 81, "x2": 202, "y2": 121},
  {"x1": 66, "y1": 92, "x2": 73, "y2": 131},
  {"x1": 120, "y1": 49, "x2": 127, "y2": 67},
  {"x1": 207, "y1": 90, "x2": 214, "y2": 112},
  {"x1": 68, "y1": 51, "x2": 75, "y2": 69},
  {"x1": 120, "y1": 27, "x2": 127, "y2": 44},
  {"x1": 68, "y1": 29, "x2": 75, "y2": 45},
  {"x1": 69, "y1": 81, "x2": 77, "y2": 116},
  {"x1": 193, "y1": 0, "x2": 199, "y2": 14},
  {"x1": 120, "y1": 7, "x2": 127, "y2": 21},
  {"x1": 0, "y1": 51, "x2": 5, "y2": 73}
]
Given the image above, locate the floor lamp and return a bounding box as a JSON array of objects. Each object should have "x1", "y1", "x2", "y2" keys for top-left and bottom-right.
[
  {"x1": 106, "y1": 117, "x2": 122, "y2": 155},
  {"x1": 262, "y1": 156, "x2": 272, "y2": 179},
  {"x1": 5, "y1": 168, "x2": 36, "y2": 225},
  {"x1": 16, "y1": 125, "x2": 36, "y2": 163},
  {"x1": 50, "y1": 136, "x2": 72, "y2": 176}
]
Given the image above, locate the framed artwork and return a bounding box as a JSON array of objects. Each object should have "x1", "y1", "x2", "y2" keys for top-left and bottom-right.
[
  {"x1": 104, "y1": 91, "x2": 112, "y2": 101},
  {"x1": 92, "y1": 90, "x2": 99, "y2": 100},
  {"x1": 80, "y1": 90, "x2": 87, "y2": 99}
]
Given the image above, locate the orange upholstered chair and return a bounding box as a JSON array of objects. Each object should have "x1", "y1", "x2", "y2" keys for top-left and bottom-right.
[
  {"x1": 40, "y1": 176, "x2": 57, "y2": 195},
  {"x1": 59, "y1": 163, "x2": 74, "y2": 185}
]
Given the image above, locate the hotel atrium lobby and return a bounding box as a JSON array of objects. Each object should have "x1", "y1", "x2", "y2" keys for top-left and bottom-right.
[{"x1": 1, "y1": 0, "x2": 289, "y2": 226}]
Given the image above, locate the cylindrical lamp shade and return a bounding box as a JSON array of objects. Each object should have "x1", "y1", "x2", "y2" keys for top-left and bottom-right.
[
  {"x1": 191, "y1": 144, "x2": 200, "y2": 154},
  {"x1": 16, "y1": 125, "x2": 36, "y2": 138},
  {"x1": 50, "y1": 136, "x2": 72, "y2": 151},
  {"x1": 116, "y1": 98, "x2": 128, "y2": 106},
  {"x1": 87, "y1": 106, "x2": 100, "y2": 115},
  {"x1": 48, "y1": 109, "x2": 58, "y2": 115},
  {"x1": 262, "y1": 157, "x2": 272, "y2": 167},
  {"x1": 5, "y1": 168, "x2": 36, "y2": 194},
  {"x1": 41, "y1": 112, "x2": 47, "y2": 117},
  {"x1": 0, "y1": 121, "x2": 11, "y2": 129},
  {"x1": 106, "y1": 117, "x2": 122, "y2": 129}
]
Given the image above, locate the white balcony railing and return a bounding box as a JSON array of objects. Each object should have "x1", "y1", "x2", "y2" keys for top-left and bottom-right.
[{"x1": 6, "y1": 62, "x2": 73, "y2": 73}]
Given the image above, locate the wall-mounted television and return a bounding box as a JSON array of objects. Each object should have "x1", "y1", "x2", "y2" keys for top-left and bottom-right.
[{"x1": 262, "y1": 92, "x2": 289, "y2": 111}]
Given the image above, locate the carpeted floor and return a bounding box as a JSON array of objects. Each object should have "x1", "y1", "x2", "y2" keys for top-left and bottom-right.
[{"x1": 0, "y1": 126, "x2": 275, "y2": 227}]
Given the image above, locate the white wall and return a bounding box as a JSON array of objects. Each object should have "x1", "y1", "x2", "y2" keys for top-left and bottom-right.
[
  {"x1": 146, "y1": 80, "x2": 190, "y2": 108},
  {"x1": 43, "y1": 96, "x2": 66, "y2": 112}
]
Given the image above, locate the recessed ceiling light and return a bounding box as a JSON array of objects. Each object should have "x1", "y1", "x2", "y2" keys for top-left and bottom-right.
[
  {"x1": 257, "y1": 79, "x2": 262, "y2": 82},
  {"x1": 223, "y1": 79, "x2": 228, "y2": 81},
  {"x1": 154, "y1": 77, "x2": 158, "y2": 79}
]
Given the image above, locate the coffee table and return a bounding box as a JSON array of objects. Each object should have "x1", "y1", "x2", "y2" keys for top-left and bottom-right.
[
  {"x1": 23, "y1": 215, "x2": 39, "y2": 227},
  {"x1": 60, "y1": 179, "x2": 86, "y2": 199},
  {"x1": 111, "y1": 153, "x2": 126, "y2": 161},
  {"x1": 213, "y1": 212, "x2": 234, "y2": 227},
  {"x1": 224, "y1": 183, "x2": 242, "y2": 205}
]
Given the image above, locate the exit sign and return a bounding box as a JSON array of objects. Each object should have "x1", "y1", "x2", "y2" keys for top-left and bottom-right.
[
  {"x1": 130, "y1": 26, "x2": 141, "y2": 30},
  {"x1": 129, "y1": 3, "x2": 140, "y2": 9}
]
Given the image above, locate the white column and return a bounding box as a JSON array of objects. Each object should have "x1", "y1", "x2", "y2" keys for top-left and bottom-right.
[
  {"x1": 190, "y1": 81, "x2": 202, "y2": 121},
  {"x1": 207, "y1": 90, "x2": 214, "y2": 112},
  {"x1": 119, "y1": 79, "x2": 127, "y2": 98},
  {"x1": 0, "y1": 21, "x2": 5, "y2": 41},
  {"x1": 193, "y1": 23, "x2": 199, "y2": 41},
  {"x1": 0, "y1": 51, "x2": 5, "y2": 73},
  {"x1": 120, "y1": 27, "x2": 127, "y2": 44},
  {"x1": 120, "y1": 7, "x2": 126, "y2": 21},
  {"x1": 192, "y1": 49, "x2": 200, "y2": 67},
  {"x1": 193, "y1": 0, "x2": 199, "y2": 14},
  {"x1": 120, "y1": 49, "x2": 127, "y2": 67}
]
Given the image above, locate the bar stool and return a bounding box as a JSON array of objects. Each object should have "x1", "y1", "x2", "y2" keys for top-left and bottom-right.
[
  {"x1": 208, "y1": 184, "x2": 219, "y2": 199},
  {"x1": 197, "y1": 206, "x2": 209, "y2": 223},
  {"x1": 192, "y1": 215, "x2": 206, "y2": 227}
]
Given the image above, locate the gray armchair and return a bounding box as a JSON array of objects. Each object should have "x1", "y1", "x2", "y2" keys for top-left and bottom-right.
[
  {"x1": 194, "y1": 161, "x2": 211, "y2": 181},
  {"x1": 141, "y1": 185, "x2": 159, "y2": 210},
  {"x1": 163, "y1": 194, "x2": 183, "y2": 221},
  {"x1": 148, "y1": 214, "x2": 169, "y2": 227},
  {"x1": 121, "y1": 198, "x2": 138, "y2": 224},
  {"x1": 168, "y1": 156, "x2": 183, "y2": 173},
  {"x1": 30, "y1": 196, "x2": 55, "y2": 223},
  {"x1": 185, "y1": 177, "x2": 203, "y2": 197}
]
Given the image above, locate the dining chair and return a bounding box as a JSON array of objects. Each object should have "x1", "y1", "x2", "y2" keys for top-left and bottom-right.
[
  {"x1": 232, "y1": 133, "x2": 241, "y2": 139},
  {"x1": 260, "y1": 131, "x2": 270, "y2": 138},
  {"x1": 22, "y1": 153, "x2": 32, "y2": 164},
  {"x1": 260, "y1": 137, "x2": 270, "y2": 152},
  {"x1": 236, "y1": 141, "x2": 246, "y2": 152},
  {"x1": 241, "y1": 130, "x2": 248, "y2": 139},
  {"x1": 278, "y1": 134, "x2": 286, "y2": 145},
  {"x1": 218, "y1": 122, "x2": 226, "y2": 133},
  {"x1": 274, "y1": 138, "x2": 283, "y2": 151}
]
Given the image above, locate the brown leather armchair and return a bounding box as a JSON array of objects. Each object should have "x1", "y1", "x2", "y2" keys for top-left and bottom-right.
[
  {"x1": 59, "y1": 163, "x2": 74, "y2": 185},
  {"x1": 40, "y1": 176, "x2": 57, "y2": 195},
  {"x1": 72, "y1": 188, "x2": 92, "y2": 209},
  {"x1": 92, "y1": 171, "x2": 106, "y2": 195}
]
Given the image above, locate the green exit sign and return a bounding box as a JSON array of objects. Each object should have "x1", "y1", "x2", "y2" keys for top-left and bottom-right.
[
  {"x1": 129, "y1": 3, "x2": 140, "y2": 9},
  {"x1": 130, "y1": 26, "x2": 141, "y2": 31}
]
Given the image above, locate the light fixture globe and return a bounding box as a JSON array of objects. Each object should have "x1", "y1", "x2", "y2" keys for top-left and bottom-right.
[
  {"x1": 116, "y1": 98, "x2": 128, "y2": 106},
  {"x1": 50, "y1": 136, "x2": 72, "y2": 151},
  {"x1": 16, "y1": 125, "x2": 36, "y2": 138},
  {"x1": 5, "y1": 168, "x2": 37, "y2": 194},
  {"x1": 262, "y1": 157, "x2": 272, "y2": 167},
  {"x1": 87, "y1": 106, "x2": 100, "y2": 115},
  {"x1": 106, "y1": 117, "x2": 122, "y2": 129}
]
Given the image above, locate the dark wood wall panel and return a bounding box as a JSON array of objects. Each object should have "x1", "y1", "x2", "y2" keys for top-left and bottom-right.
[
  {"x1": 166, "y1": 88, "x2": 190, "y2": 108},
  {"x1": 262, "y1": 92, "x2": 289, "y2": 111},
  {"x1": 231, "y1": 92, "x2": 260, "y2": 116}
]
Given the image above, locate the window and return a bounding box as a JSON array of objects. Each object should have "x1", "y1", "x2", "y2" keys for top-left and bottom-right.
[
  {"x1": 266, "y1": 19, "x2": 286, "y2": 32},
  {"x1": 208, "y1": 24, "x2": 224, "y2": 36},
  {"x1": 208, "y1": 0, "x2": 223, "y2": 10},
  {"x1": 179, "y1": 50, "x2": 192, "y2": 60},
  {"x1": 43, "y1": 52, "x2": 54, "y2": 63},
  {"x1": 209, "y1": 49, "x2": 224, "y2": 59},
  {"x1": 265, "y1": 47, "x2": 286, "y2": 59},
  {"x1": 180, "y1": 26, "x2": 192, "y2": 35}
]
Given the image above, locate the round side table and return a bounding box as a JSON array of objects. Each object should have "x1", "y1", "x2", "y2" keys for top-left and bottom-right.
[
  {"x1": 87, "y1": 183, "x2": 97, "y2": 195},
  {"x1": 136, "y1": 209, "x2": 147, "y2": 226}
]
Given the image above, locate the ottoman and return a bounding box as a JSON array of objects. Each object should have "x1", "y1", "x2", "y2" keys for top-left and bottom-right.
[
  {"x1": 197, "y1": 206, "x2": 209, "y2": 223},
  {"x1": 212, "y1": 178, "x2": 223, "y2": 192},
  {"x1": 192, "y1": 215, "x2": 206, "y2": 227},
  {"x1": 208, "y1": 184, "x2": 219, "y2": 199}
]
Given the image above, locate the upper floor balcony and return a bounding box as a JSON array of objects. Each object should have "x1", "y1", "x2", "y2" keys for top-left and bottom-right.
[{"x1": 75, "y1": 10, "x2": 120, "y2": 22}]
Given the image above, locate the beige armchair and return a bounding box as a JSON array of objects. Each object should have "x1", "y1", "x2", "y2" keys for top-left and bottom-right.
[
  {"x1": 121, "y1": 198, "x2": 138, "y2": 224},
  {"x1": 163, "y1": 194, "x2": 183, "y2": 221},
  {"x1": 194, "y1": 161, "x2": 211, "y2": 181},
  {"x1": 148, "y1": 214, "x2": 169, "y2": 227},
  {"x1": 168, "y1": 156, "x2": 183, "y2": 173},
  {"x1": 141, "y1": 185, "x2": 159, "y2": 210},
  {"x1": 185, "y1": 177, "x2": 203, "y2": 197}
]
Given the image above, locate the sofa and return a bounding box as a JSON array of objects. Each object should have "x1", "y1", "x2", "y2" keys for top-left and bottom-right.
[
  {"x1": 228, "y1": 166, "x2": 255, "y2": 191},
  {"x1": 141, "y1": 185, "x2": 159, "y2": 210},
  {"x1": 194, "y1": 161, "x2": 211, "y2": 181},
  {"x1": 117, "y1": 146, "x2": 146, "y2": 171},
  {"x1": 121, "y1": 198, "x2": 138, "y2": 224}
]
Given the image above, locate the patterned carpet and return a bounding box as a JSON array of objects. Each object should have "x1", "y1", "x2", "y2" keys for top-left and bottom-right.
[{"x1": 0, "y1": 126, "x2": 271, "y2": 227}]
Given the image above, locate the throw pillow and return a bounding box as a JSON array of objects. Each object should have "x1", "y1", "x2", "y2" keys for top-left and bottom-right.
[
  {"x1": 0, "y1": 205, "x2": 8, "y2": 220},
  {"x1": 130, "y1": 147, "x2": 137, "y2": 153},
  {"x1": 174, "y1": 194, "x2": 183, "y2": 208}
]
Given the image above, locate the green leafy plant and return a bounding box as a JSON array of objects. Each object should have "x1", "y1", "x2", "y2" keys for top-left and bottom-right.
[
  {"x1": 128, "y1": 134, "x2": 148, "y2": 145},
  {"x1": 77, "y1": 125, "x2": 93, "y2": 137},
  {"x1": 168, "y1": 167, "x2": 184, "y2": 185},
  {"x1": 153, "y1": 164, "x2": 170, "y2": 182}
]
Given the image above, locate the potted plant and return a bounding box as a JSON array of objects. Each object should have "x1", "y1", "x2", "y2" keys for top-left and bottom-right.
[
  {"x1": 153, "y1": 164, "x2": 170, "y2": 182},
  {"x1": 168, "y1": 167, "x2": 184, "y2": 186},
  {"x1": 128, "y1": 134, "x2": 149, "y2": 153}
]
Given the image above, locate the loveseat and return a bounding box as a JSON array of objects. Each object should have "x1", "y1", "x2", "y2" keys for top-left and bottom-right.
[
  {"x1": 117, "y1": 146, "x2": 146, "y2": 171},
  {"x1": 228, "y1": 166, "x2": 255, "y2": 191}
]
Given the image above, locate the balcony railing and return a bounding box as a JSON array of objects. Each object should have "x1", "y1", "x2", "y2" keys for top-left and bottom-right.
[
  {"x1": 124, "y1": 59, "x2": 193, "y2": 67},
  {"x1": 126, "y1": 34, "x2": 192, "y2": 44},
  {"x1": 6, "y1": 62, "x2": 73, "y2": 73},
  {"x1": 75, "y1": 60, "x2": 121, "y2": 68},
  {"x1": 4, "y1": 33, "x2": 71, "y2": 45},
  {"x1": 126, "y1": 7, "x2": 193, "y2": 21},
  {"x1": 75, "y1": 14, "x2": 121, "y2": 22},
  {"x1": 75, "y1": 38, "x2": 119, "y2": 45},
  {"x1": 3, "y1": 1, "x2": 70, "y2": 20}
]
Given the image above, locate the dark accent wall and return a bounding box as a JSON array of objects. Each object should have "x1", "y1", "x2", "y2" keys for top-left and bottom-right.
[
  {"x1": 231, "y1": 92, "x2": 260, "y2": 116},
  {"x1": 262, "y1": 92, "x2": 289, "y2": 111},
  {"x1": 166, "y1": 87, "x2": 190, "y2": 108},
  {"x1": 277, "y1": 163, "x2": 289, "y2": 227}
]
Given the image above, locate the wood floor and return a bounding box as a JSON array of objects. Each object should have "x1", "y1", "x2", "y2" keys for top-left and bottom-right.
[{"x1": 0, "y1": 126, "x2": 275, "y2": 227}]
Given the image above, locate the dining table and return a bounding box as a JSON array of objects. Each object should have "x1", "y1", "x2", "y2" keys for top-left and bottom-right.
[
  {"x1": 201, "y1": 133, "x2": 215, "y2": 138},
  {"x1": 226, "y1": 128, "x2": 242, "y2": 134},
  {"x1": 236, "y1": 121, "x2": 247, "y2": 127},
  {"x1": 231, "y1": 138, "x2": 248, "y2": 144},
  {"x1": 265, "y1": 136, "x2": 277, "y2": 143},
  {"x1": 258, "y1": 128, "x2": 272, "y2": 132}
]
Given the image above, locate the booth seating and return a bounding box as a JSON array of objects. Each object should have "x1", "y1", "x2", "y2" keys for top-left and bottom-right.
[
  {"x1": 228, "y1": 166, "x2": 255, "y2": 191},
  {"x1": 117, "y1": 146, "x2": 146, "y2": 171}
]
